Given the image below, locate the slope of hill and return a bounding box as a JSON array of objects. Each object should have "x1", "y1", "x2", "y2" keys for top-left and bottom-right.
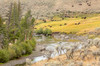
[
  {"x1": 35, "y1": 14, "x2": 100, "y2": 35},
  {"x1": 0, "y1": 0, "x2": 100, "y2": 19}
]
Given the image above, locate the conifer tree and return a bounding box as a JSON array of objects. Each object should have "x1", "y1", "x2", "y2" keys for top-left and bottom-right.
[{"x1": 1, "y1": 1, "x2": 35, "y2": 48}]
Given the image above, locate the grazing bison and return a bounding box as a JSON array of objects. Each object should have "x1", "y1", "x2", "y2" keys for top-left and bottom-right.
[
  {"x1": 43, "y1": 19, "x2": 46, "y2": 23},
  {"x1": 79, "y1": 3, "x2": 82, "y2": 6},
  {"x1": 60, "y1": 24, "x2": 62, "y2": 26},
  {"x1": 64, "y1": 23, "x2": 67, "y2": 25},
  {"x1": 72, "y1": 5, "x2": 74, "y2": 7},
  {"x1": 62, "y1": 18, "x2": 64, "y2": 20},
  {"x1": 78, "y1": 22, "x2": 80, "y2": 25},
  {"x1": 48, "y1": 25, "x2": 52, "y2": 28},
  {"x1": 34, "y1": 28, "x2": 37, "y2": 29},
  {"x1": 75, "y1": 23, "x2": 77, "y2": 25},
  {"x1": 82, "y1": 17, "x2": 87, "y2": 19},
  {"x1": 76, "y1": 16, "x2": 78, "y2": 18},
  {"x1": 56, "y1": 9, "x2": 59, "y2": 11},
  {"x1": 75, "y1": 22, "x2": 80, "y2": 25},
  {"x1": 87, "y1": 2, "x2": 91, "y2": 6}
]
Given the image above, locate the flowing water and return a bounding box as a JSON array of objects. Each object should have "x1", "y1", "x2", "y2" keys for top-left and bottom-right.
[
  {"x1": 15, "y1": 35, "x2": 85, "y2": 66},
  {"x1": 31, "y1": 35, "x2": 83, "y2": 64}
]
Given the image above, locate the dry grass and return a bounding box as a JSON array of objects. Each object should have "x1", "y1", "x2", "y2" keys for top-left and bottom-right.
[
  {"x1": 32, "y1": 45, "x2": 100, "y2": 66},
  {"x1": 67, "y1": 39, "x2": 80, "y2": 42}
]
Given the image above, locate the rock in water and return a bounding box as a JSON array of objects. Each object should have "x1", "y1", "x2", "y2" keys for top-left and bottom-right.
[{"x1": 26, "y1": 58, "x2": 32, "y2": 66}]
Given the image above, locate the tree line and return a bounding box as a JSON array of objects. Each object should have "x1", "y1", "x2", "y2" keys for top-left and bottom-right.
[{"x1": 0, "y1": 1, "x2": 36, "y2": 63}]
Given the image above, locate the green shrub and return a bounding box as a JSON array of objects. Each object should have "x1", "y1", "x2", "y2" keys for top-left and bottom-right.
[
  {"x1": 11, "y1": 45, "x2": 22, "y2": 58},
  {"x1": 28, "y1": 39, "x2": 36, "y2": 50},
  {"x1": 16, "y1": 42, "x2": 26, "y2": 55},
  {"x1": 43, "y1": 28, "x2": 52, "y2": 36},
  {"x1": 8, "y1": 47, "x2": 16, "y2": 60},
  {"x1": 32, "y1": 38, "x2": 36, "y2": 44},
  {"x1": 0, "y1": 38, "x2": 36, "y2": 62},
  {"x1": 0, "y1": 49, "x2": 9, "y2": 63},
  {"x1": 36, "y1": 28, "x2": 44, "y2": 34},
  {"x1": 35, "y1": 28, "x2": 52, "y2": 36},
  {"x1": 22, "y1": 42, "x2": 32, "y2": 54},
  {"x1": 24, "y1": 38, "x2": 36, "y2": 50}
]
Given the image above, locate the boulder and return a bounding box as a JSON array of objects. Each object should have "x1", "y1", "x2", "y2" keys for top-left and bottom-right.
[
  {"x1": 26, "y1": 58, "x2": 32, "y2": 66},
  {"x1": 93, "y1": 38, "x2": 100, "y2": 47}
]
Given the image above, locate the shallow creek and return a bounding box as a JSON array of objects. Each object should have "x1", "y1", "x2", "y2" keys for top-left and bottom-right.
[
  {"x1": 28, "y1": 35, "x2": 86, "y2": 64},
  {"x1": 32, "y1": 36, "x2": 83, "y2": 63}
]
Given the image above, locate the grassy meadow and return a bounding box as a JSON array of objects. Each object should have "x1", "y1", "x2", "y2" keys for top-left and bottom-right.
[{"x1": 35, "y1": 14, "x2": 100, "y2": 35}]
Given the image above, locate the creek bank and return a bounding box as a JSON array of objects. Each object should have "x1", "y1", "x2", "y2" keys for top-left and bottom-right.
[
  {"x1": 32, "y1": 38, "x2": 100, "y2": 66},
  {"x1": 34, "y1": 33, "x2": 89, "y2": 42},
  {"x1": 52, "y1": 33, "x2": 88, "y2": 42},
  {"x1": 1, "y1": 51, "x2": 43, "y2": 66}
]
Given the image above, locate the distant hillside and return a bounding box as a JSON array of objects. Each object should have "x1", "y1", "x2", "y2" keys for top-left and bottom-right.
[{"x1": 0, "y1": 0, "x2": 100, "y2": 19}]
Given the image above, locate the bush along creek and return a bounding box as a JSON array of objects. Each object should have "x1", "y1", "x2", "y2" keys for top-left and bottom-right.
[{"x1": 35, "y1": 28, "x2": 52, "y2": 36}]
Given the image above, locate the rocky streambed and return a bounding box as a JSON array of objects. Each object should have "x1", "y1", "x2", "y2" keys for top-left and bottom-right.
[
  {"x1": 1, "y1": 34, "x2": 91, "y2": 66},
  {"x1": 32, "y1": 42, "x2": 83, "y2": 63},
  {"x1": 25, "y1": 34, "x2": 90, "y2": 65},
  {"x1": 32, "y1": 35, "x2": 100, "y2": 66}
]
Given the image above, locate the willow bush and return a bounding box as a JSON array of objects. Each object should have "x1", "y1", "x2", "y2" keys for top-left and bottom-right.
[
  {"x1": 36, "y1": 28, "x2": 52, "y2": 36},
  {"x1": 0, "y1": 49, "x2": 9, "y2": 63}
]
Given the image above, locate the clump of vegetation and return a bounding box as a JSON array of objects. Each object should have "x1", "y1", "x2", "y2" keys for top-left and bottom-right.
[
  {"x1": 0, "y1": 1, "x2": 36, "y2": 63},
  {"x1": 0, "y1": 38, "x2": 36, "y2": 62},
  {"x1": 0, "y1": 49, "x2": 9, "y2": 63},
  {"x1": 27, "y1": 38, "x2": 36, "y2": 50},
  {"x1": 11, "y1": 45, "x2": 22, "y2": 58},
  {"x1": 88, "y1": 35, "x2": 96, "y2": 39},
  {"x1": 35, "y1": 28, "x2": 52, "y2": 36},
  {"x1": 8, "y1": 47, "x2": 16, "y2": 60},
  {"x1": 67, "y1": 39, "x2": 80, "y2": 42},
  {"x1": 43, "y1": 28, "x2": 52, "y2": 36},
  {"x1": 22, "y1": 42, "x2": 32, "y2": 54},
  {"x1": 35, "y1": 28, "x2": 44, "y2": 34}
]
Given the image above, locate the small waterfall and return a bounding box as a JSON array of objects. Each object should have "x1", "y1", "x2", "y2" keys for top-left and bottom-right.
[{"x1": 32, "y1": 55, "x2": 48, "y2": 63}]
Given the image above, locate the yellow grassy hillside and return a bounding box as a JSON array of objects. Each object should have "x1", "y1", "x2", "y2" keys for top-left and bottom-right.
[{"x1": 35, "y1": 14, "x2": 100, "y2": 35}]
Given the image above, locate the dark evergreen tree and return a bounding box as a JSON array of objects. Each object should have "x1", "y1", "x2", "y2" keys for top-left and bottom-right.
[{"x1": 0, "y1": 1, "x2": 35, "y2": 48}]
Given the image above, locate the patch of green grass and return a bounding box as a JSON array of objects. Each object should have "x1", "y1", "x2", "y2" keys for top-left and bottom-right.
[{"x1": 0, "y1": 63, "x2": 4, "y2": 64}]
